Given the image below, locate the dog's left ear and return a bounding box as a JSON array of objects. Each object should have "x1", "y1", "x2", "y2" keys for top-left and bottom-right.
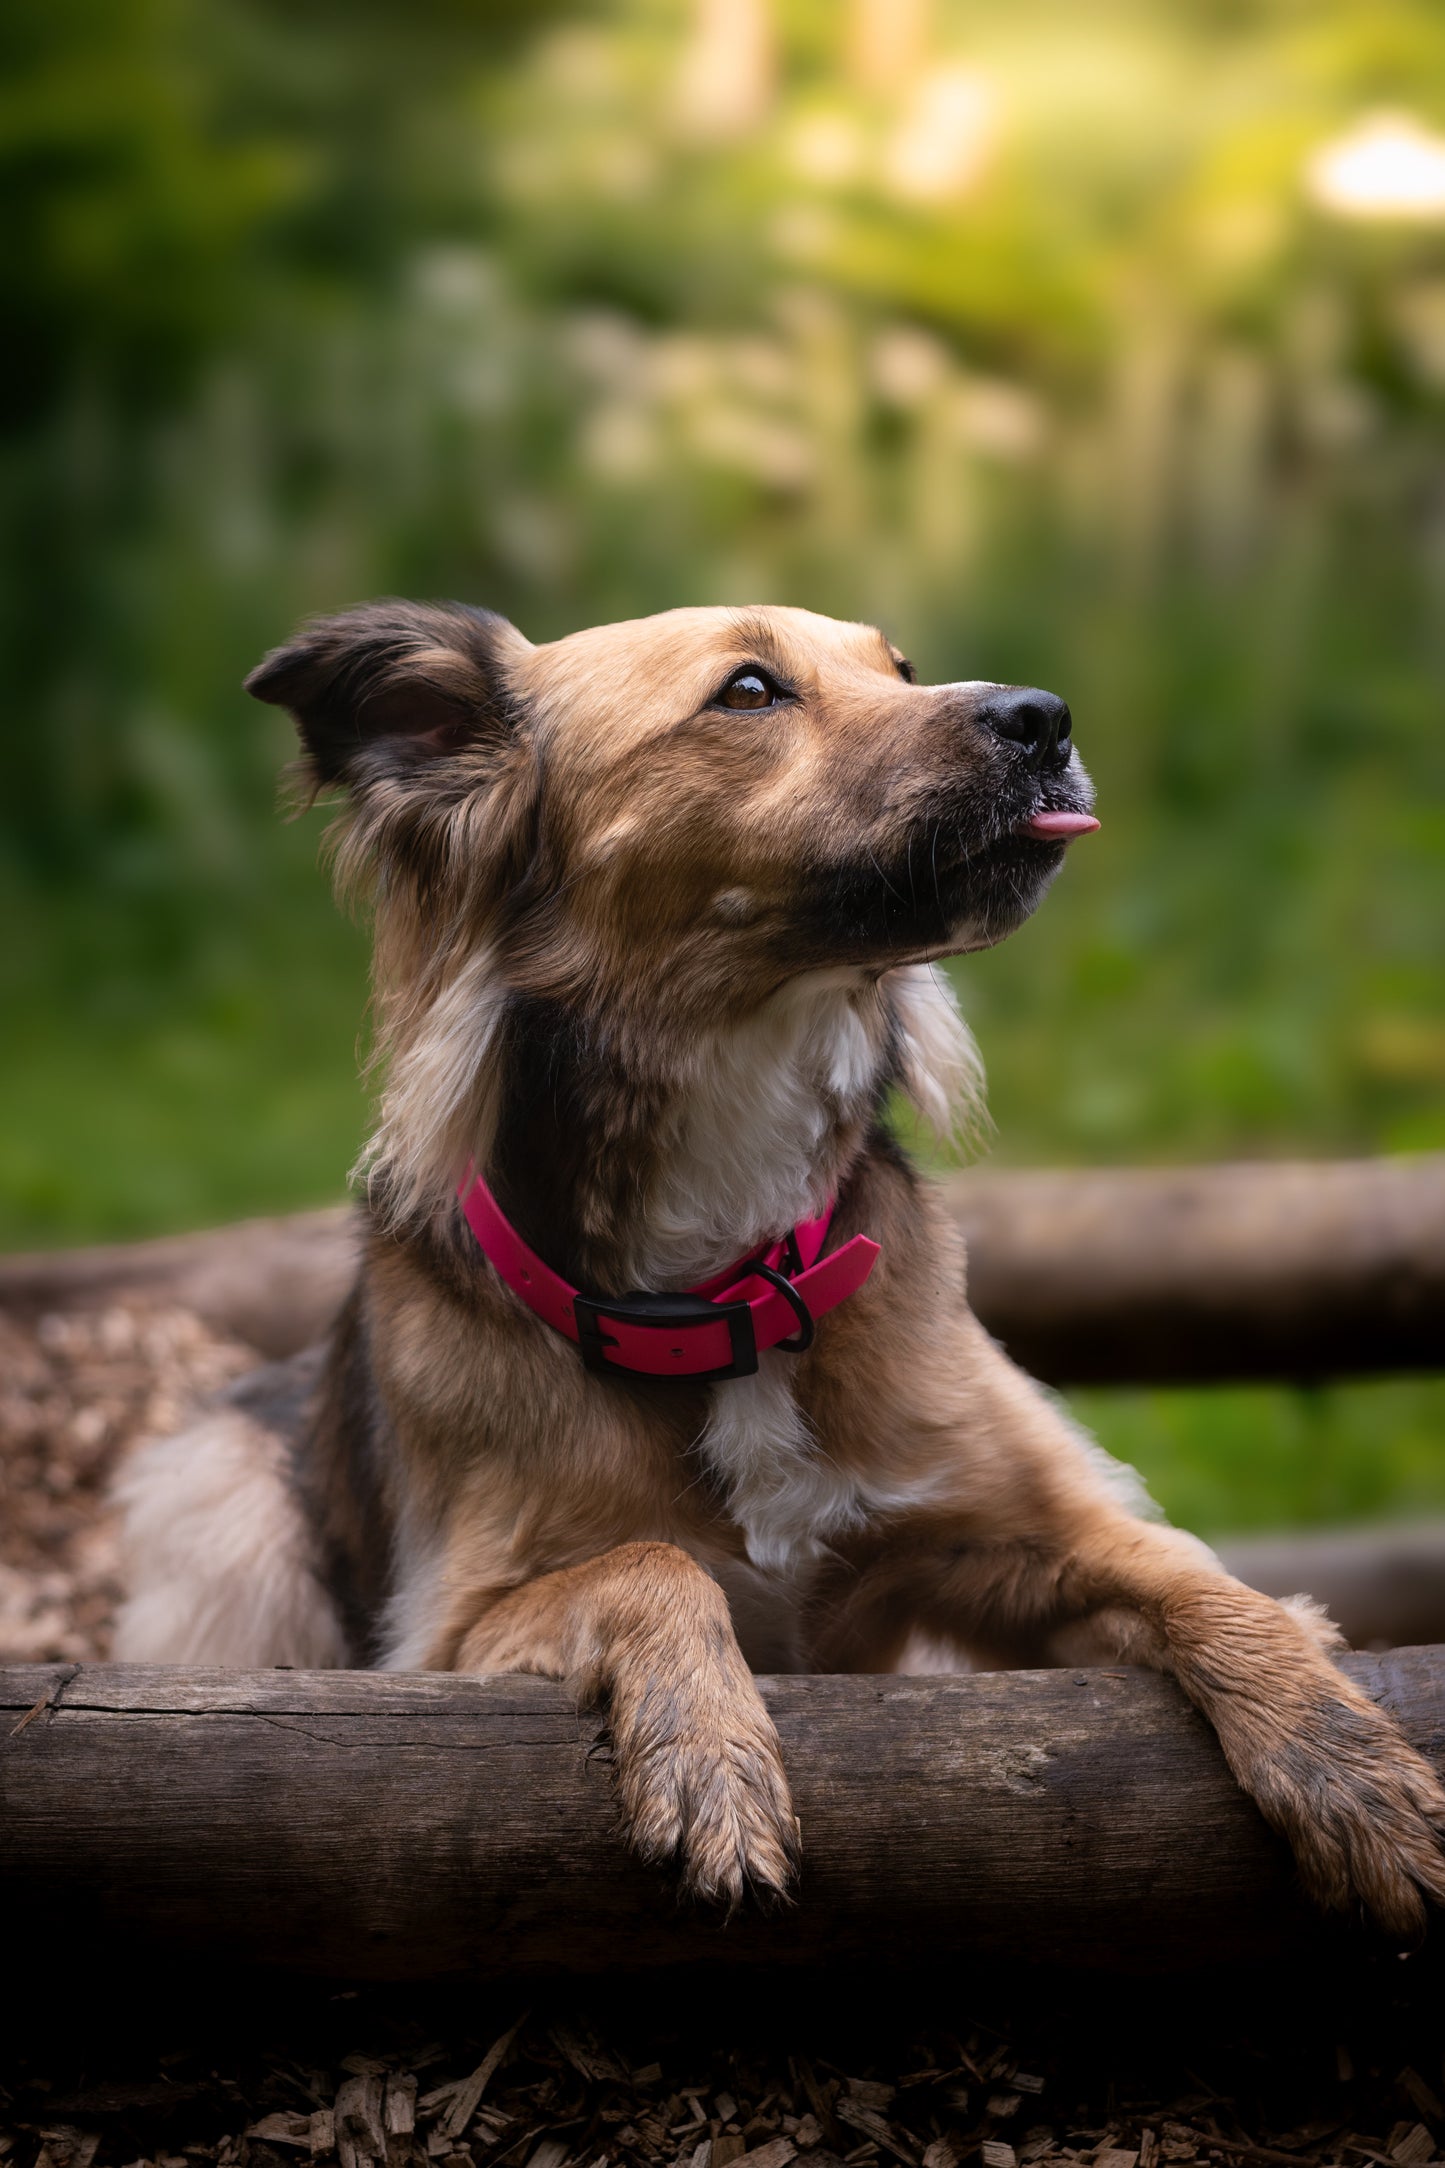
[{"x1": 245, "y1": 600, "x2": 532, "y2": 791}]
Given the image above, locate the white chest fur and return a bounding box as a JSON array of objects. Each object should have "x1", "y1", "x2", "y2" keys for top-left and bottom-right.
[
  {"x1": 698, "y1": 1350, "x2": 945, "y2": 1574},
  {"x1": 630, "y1": 961, "x2": 981, "y2": 1292},
  {"x1": 646, "y1": 963, "x2": 978, "y2": 1569},
  {"x1": 633, "y1": 971, "x2": 880, "y2": 1291},
  {"x1": 698, "y1": 1354, "x2": 861, "y2": 1572}
]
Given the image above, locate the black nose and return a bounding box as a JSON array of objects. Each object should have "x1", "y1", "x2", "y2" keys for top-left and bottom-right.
[{"x1": 976, "y1": 686, "x2": 1071, "y2": 770}]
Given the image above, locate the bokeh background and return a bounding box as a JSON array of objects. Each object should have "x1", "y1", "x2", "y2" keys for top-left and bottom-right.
[{"x1": 4, "y1": 0, "x2": 1443, "y2": 1538}]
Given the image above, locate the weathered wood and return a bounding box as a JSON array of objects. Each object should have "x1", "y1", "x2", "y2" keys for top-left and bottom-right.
[
  {"x1": 1218, "y1": 1524, "x2": 1445, "y2": 1654},
  {"x1": 5, "y1": 1652, "x2": 1444, "y2": 1979},
  {"x1": 3, "y1": 1154, "x2": 1442, "y2": 1381},
  {"x1": 953, "y1": 1154, "x2": 1445, "y2": 1385},
  {"x1": 0, "y1": 1205, "x2": 357, "y2": 1358}
]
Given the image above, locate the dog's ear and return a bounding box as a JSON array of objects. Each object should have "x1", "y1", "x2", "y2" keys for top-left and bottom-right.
[{"x1": 245, "y1": 601, "x2": 531, "y2": 790}]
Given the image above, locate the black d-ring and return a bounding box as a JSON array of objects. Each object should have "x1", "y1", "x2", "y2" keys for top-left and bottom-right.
[{"x1": 750, "y1": 1261, "x2": 815, "y2": 1353}]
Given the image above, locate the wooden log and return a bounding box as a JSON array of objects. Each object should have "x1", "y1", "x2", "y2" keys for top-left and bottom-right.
[
  {"x1": 1, "y1": 1152, "x2": 1442, "y2": 1381},
  {"x1": 4, "y1": 1652, "x2": 1444, "y2": 1979},
  {"x1": 952, "y1": 1154, "x2": 1445, "y2": 1385},
  {"x1": 1218, "y1": 1524, "x2": 1445, "y2": 1654},
  {"x1": 0, "y1": 1204, "x2": 357, "y2": 1359}
]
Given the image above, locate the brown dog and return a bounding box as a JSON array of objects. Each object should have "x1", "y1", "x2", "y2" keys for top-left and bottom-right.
[{"x1": 115, "y1": 601, "x2": 1445, "y2": 1928}]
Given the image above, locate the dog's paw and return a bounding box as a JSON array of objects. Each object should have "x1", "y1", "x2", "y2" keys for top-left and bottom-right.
[
  {"x1": 612, "y1": 1678, "x2": 800, "y2": 1908},
  {"x1": 1233, "y1": 1677, "x2": 1445, "y2": 1937}
]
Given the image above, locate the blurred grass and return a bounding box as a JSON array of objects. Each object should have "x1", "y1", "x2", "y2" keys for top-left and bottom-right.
[
  {"x1": 0, "y1": 861, "x2": 368, "y2": 1244},
  {"x1": 1072, "y1": 1378, "x2": 1445, "y2": 1539},
  {"x1": 2, "y1": 0, "x2": 1443, "y2": 1536}
]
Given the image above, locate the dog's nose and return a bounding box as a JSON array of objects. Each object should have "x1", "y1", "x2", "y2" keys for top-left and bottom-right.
[{"x1": 977, "y1": 686, "x2": 1071, "y2": 771}]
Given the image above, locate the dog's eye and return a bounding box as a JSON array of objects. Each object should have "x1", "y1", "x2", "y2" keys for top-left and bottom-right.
[
  {"x1": 893, "y1": 654, "x2": 917, "y2": 684},
  {"x1": 716, "y1": 668, "x2": 784, "y2": 710}
]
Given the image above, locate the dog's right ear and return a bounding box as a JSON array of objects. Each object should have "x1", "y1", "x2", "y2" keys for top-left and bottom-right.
[{"x1": 245, "y1": 600, "x2": 532, "y2": 792}]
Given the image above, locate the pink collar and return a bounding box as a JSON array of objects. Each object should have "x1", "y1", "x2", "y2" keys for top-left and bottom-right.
[{"x1": 457, "y1": 1164, "x2": 879, "y2": 1382}]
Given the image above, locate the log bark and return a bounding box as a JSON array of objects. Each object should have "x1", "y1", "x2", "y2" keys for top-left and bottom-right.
[
  {"x1": 5, "y1": 1652, "x2": 1444, "y2": 1979},
  {"x1": 953, "y1": 1154, "x2": 1445, "y2": 1385},
  {"x1": 1218, "y1": 1525, "x2": 1445, "y2": 1654},
  {"x1": 1, "y1": 1152, "x2": 1442, "y2": 1382},
  {"x1": 0, "y1": 1204, "x2": 357, "y2": 1358}
]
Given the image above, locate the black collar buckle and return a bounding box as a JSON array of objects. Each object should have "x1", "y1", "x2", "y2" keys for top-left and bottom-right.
[{"x1": 573, "y1": 1288, "x2": 759, "y2": 1382}]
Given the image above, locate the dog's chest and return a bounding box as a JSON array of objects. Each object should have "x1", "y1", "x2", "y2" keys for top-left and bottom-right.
[
  {"x1": 697, "y1": 1353, "x2": 874, "y2": 1573},
  {"x1": 698, "y1": 1367, "x2": 845, "y2": 1573}
]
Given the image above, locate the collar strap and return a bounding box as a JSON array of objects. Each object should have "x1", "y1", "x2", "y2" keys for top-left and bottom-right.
[{"x1": 457, "y1": 1164, "x2": 879, "y2": 1382}]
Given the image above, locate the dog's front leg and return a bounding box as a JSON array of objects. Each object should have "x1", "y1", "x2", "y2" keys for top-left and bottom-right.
[
  {"x1": 1042, "y1": 1516, "x2": 1445, "y2": 1934},
  {"x1": 447, "y1": 1541, "x2": 798, "y2": 1905},
  {"x1": 808, "y1": 1323, "x2": 1445, "y2": 1934}
]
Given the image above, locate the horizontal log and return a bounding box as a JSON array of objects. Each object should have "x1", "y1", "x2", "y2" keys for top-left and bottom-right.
[
  {"x1": 1218, "y1": 1524, "x2": 1445, "y2": 1654},
  {"x1": 953, "y1": 1154, "x2": 1445, "y2": 1385},
  {"x1": 5, "y1": 1652, "x2": 1445, "y2": 1979},
  {"x1": 0, "y1": 1204, "x2": 357, "y2": 1359},
  {"x1": 1, "y1": 1153, "x2": 1442, "y2": 1382}
]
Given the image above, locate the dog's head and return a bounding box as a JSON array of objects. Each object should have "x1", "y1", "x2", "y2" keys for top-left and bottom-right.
[
  {"x1": 249, "y1": 602, "x2": 1093, "y2": 1240},
  {"x1": 249, "y1": 599, "x2": 1093, "y2": 999}
]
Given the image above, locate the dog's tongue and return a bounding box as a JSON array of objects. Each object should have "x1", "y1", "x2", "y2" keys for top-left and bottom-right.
[{"x1": 1021, "y1": 810, "x2": 1101, "y2": 841}]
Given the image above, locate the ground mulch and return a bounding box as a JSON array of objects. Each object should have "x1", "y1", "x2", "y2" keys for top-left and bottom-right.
[
  {"x1": 0, "y1": 1300, "x2": 253, "y2": 1662},
  {"x1": 4, "y1": 1983, "x2": 1445, "y2": 2168}
]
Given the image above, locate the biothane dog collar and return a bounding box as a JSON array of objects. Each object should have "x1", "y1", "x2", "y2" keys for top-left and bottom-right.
[{"x1": 456, "y1": 1164, "x2": 880, "y2": 1383}]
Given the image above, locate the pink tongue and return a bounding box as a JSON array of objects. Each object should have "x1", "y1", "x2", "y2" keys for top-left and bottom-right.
[{"x1": 1021, "y1": 810, "x2": 1100, "y2": 840}]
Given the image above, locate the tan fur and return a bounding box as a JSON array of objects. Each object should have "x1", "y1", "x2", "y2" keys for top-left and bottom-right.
[{"x1": 118, "y1": 600, "x2": 1445, "y2": 1931}]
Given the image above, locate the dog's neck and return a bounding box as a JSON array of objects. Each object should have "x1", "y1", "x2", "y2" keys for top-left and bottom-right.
[
  {"x1": 479, "y1": 971, "x2": 869, "y2": 1294},
  {"x1": 619, "y1": 969, "x2": 890, "y2": 1291},
  {"x1": 491, "y1": 964, "x2": 976, "y2": 1295},
  {"x1": 368, "y1": 959, "x2": 978, "y2": 1297}
]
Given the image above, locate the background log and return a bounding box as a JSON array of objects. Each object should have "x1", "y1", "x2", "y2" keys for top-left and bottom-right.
[
  {"x1": 0, "y1": 1205, "x2": 356, "y2": 1359},
  {"x1": 1217, "y1": 1525, "x2": 1445, "y2": 1653},
  {"x1": 952, "y1": 1153, "x2": 1445, "y2": 1385},
  {"x1": 1, "y1": 1152, "x2": 1442, "y2": 1382},
  {"x1": 5, "y1": 1651, "x2": 1445, "y2": 1979}
]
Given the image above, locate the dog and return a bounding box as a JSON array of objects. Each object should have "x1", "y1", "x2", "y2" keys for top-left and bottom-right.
[{"x1": 115, "y1": 600, "x2": 1445, "y2": 1928}]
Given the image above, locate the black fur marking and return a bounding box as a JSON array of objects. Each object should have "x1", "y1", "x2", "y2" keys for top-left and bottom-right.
[
  {"x1": 486, "y1": 992, "x2": 648, "y2": 1295},
  {"x1": 793, "y1": 829, "x2": 1065, "y2": 962},
  {"x1": 289, "y1": 1282, "x2": 398, "y2": 1663},
  {"x1": 221, "y1": 1343, "x2": 326, "y2": 1434},
  {"x1": 245, "y1": 600, "x2": 519, "y2": 788},
  {"x1": 854, "y1": 1117, "x2": 920, "y2": 1192}
]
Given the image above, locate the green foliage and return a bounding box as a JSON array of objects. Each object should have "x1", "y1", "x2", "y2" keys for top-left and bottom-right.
[
  {"x1": 1075, "y1": 1373, "x2": 1445, "y2": 1540},
  {"x1": 2, "y1": 0, "x2": 1442, "y2": 1531}
]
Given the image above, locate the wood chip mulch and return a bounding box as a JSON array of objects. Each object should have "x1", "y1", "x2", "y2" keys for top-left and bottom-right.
[
  {"x1": 0, "y1": 1300, "x2": 254, "y2": 1661},
  {"x1": 3, "y1": 1989, "x2": 1445, "y2": 2168}
]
